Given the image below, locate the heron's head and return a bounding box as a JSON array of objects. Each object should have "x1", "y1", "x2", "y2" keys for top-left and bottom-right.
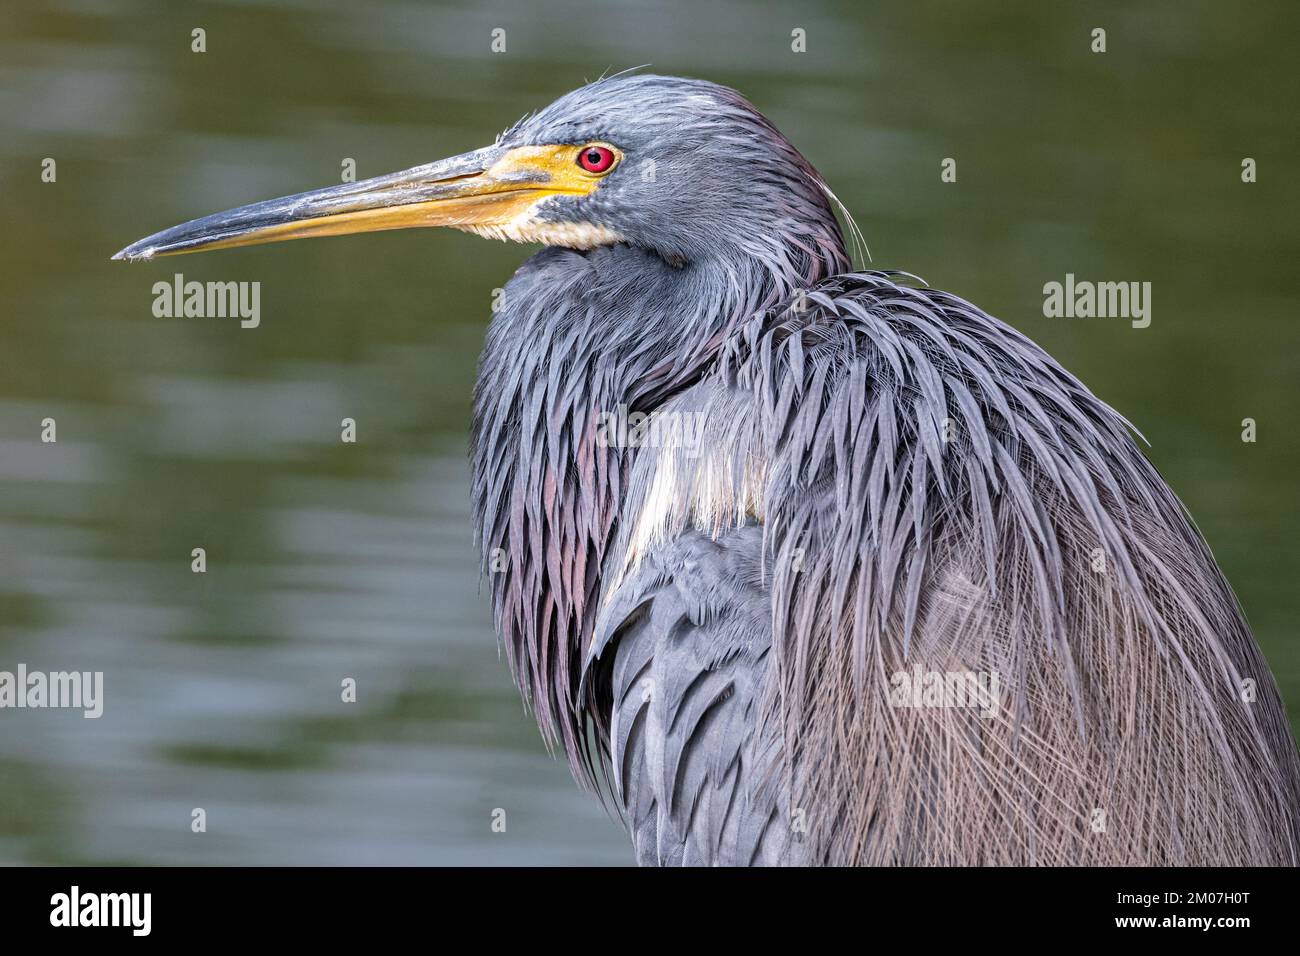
[{"x1": 112, "y1": 74, "x2": 848, "y2": 267}]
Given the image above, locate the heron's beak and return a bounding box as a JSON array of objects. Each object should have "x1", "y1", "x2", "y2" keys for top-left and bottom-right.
[{"x1": 111, "y1": 144, "x2": 601, "y2": 260}]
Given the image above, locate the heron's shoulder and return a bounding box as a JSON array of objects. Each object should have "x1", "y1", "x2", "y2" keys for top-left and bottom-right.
[
  {"x1": 720, "y1": 270, "x2": 1075, "y2": 393},
  {"x1": 609, "y1": 268, "x2": 1147, "y2": 578},
  {"x1": 713, "y1": 268, "x2": 1145, "y2": 456}
]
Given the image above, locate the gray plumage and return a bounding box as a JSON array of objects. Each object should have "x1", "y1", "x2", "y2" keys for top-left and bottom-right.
[
  {"x1": 464, "y1": 74, "x2": 1300, "y2": 865},
  {"x1": 587, "y1": 523, "x2": 798, "y2": 866}
]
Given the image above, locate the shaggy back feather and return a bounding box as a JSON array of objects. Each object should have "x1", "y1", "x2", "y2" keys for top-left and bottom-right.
[{"x1": 615, "y1": 271, "x2": 1300, "y2": 864}]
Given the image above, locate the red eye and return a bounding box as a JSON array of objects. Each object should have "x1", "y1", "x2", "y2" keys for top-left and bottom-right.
[{"x1": 577, "y1": 145, "x2": 616, "y2": 173}]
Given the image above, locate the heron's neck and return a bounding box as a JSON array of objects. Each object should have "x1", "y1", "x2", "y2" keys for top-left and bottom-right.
[{"x1": 470, "y1": 240, "x2": 840, "y2": 770}]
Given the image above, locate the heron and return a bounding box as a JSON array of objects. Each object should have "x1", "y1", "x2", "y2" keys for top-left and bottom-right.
[{"x1": 114, "y1": 73, "x2": 1300, "y2": 866}]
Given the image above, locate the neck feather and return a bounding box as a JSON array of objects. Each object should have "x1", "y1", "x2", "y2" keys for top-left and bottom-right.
[{"x1": 471, "y1": 236, "x2": 846, "y2": 776}]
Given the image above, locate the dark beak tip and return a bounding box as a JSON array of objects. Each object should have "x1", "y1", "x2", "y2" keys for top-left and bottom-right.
[{"x1": 110, "y1": 243, "x2": 155, "y2": 262}]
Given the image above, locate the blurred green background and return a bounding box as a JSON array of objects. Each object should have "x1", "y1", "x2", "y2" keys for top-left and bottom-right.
[{"x1": 0, "y1": 0, "x2": 1296, "y2": 864}]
